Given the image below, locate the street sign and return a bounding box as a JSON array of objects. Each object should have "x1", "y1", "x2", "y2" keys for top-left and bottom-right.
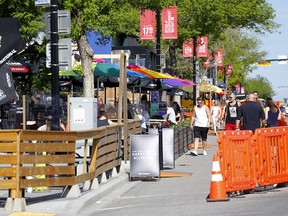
[
  {"x1": 46, "y1": 38, "x2": 72, "y2": 71},
  {"x1": 278, "y1": 55, "x2": 287, "y2": 64},
  {"x1": 44, "y1": 10, "x2": 71, "y2": 40},
  {"x1": 35, "y1": 0, "x2": 50, "y2": 6}
]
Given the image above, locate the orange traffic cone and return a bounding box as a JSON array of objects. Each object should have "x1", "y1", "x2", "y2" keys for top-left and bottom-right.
[{"x1": 206, "y1": 154, "x2": 229, "y2": 202}]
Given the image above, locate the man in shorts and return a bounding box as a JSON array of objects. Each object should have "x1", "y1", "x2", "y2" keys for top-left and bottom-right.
[{"x1": 190, "y1": 97, "x2": 211, "y2": 156}]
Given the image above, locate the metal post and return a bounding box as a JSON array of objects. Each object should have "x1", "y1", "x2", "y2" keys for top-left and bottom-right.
[
  {"x1": 50, "y1": 0, "x2": 60, "y2": 130},
  {"x1": 158, "y1": 123, "x2": 163, "y2": 170},
  {"x1": 224, "y1": 66, "x2": 227, "y2": 100},
  {"x1": 192, "y1": 36, "x2": 197, "y2": 106},
  {"x1": 156, "y1": 10, "x2": 161, "y2": 72}
]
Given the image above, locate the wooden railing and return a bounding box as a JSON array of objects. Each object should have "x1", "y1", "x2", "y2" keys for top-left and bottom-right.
[{"x1": 0, "y1": 119, "x2": 141, "y2": 212}]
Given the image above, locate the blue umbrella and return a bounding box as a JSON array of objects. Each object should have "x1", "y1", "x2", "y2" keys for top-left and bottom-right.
[{"x1": 93, "y1": 62, "x2": 148, "y2": 78}]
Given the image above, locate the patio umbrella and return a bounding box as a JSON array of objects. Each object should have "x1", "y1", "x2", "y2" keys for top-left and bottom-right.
[
  {"x1": 93, "y1": 62, "x2": 147, "y2": 78},
  {"x1": 0, "y1": 64, "x2": 17, "y2": 106},
  {"x1": 0, "y1": 18, "x2": 26, "y2": 67},
  {"x1": 163, "y1": 77, "x2": 196, "y2": 87},
  {"x1": 97, "y1": 76, "x2": 140, "y2": 88},
  {"x1": 127, "y1": 64, "x2": 174, "y2": 79},
  {"x1": 199, "y1": 80, "x2": 223, "y2": 93}
]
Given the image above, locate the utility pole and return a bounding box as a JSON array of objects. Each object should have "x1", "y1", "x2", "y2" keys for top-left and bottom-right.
[
  {"x1": 50, "y1": 0, "x2": 60, "y2": 130},
  {"x1": 192, "y1": 36, "x2": 197, "y2": 106}
]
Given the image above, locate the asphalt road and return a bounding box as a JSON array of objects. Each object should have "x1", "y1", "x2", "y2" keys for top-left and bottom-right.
[{"x1": 79, "y1": 134, "x2": 288, "y2": 216}]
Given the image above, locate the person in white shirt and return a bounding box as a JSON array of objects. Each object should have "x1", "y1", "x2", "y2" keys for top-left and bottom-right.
[
  {"x1": 211, "y1": 100, "x2": 221, "y2": 135},
  {"x1": 190, "y1": 97, "x2": 211, "y2": 156},
  {"x1": 166, "y1": 103, "x2": 177, "y2": 125}
]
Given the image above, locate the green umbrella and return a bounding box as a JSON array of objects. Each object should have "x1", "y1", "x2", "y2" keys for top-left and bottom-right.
[{"x1": 93, "y1": 62, "x2": 147, "y2": 77}]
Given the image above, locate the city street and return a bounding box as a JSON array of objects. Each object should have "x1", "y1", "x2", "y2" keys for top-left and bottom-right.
[{"x1": 80, "y1": 135, "x2": 288, "y2": 216}]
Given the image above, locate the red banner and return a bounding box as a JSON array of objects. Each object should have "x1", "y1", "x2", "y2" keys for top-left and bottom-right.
[
  {"x1": 197, "y1": 36, "x2": 208, "y2": 57},
  {"x1": 162, "y1": 6, "x2": 178, "y2": 39},
  {"x1": 226, "y1": 64, "x2": 233, "y2": 77},
  {"x1": 215, "y1": 49, "x2": 224, "y2": 67},
  {"x1": 182, "y1": 39, "x2": 194, "y2": 57},
  {"x1": 140, "y1": 10, "x2": 156, "y2": 40},
  {"x1": 203, "y1": 52, "x2": 212, "y2": 67}
]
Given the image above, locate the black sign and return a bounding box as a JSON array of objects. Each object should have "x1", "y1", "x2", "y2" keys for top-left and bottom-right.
[{"x1": 130, "y1": 134, "x2": 160, "y2": 180}]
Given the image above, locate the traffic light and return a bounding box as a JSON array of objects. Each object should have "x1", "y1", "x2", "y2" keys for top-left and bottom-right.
[{"x1": 258, "y1": 61, "x2": 271, "y2": 66}]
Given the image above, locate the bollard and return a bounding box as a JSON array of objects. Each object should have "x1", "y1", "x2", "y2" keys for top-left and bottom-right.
[{"x1": 158, "y1": 123, "x2": 163, "y2": 170}]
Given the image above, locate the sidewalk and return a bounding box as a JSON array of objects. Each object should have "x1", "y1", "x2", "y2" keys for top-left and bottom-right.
[{"x1": 0, "y1": 135, "x2": 219, "y2": 216}]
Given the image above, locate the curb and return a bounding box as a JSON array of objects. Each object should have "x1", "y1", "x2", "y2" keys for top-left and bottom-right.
[{"x1": 65, "y1": 172, "x2": 132, "y2": 215}]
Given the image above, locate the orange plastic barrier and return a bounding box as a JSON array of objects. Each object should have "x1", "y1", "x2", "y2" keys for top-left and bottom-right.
[
  {"x1": 254, "y1": 127, "x2": 288, "y2": 187},
  {"x1": 217, "y1": 130, "x2": 256, "y2": 192}
]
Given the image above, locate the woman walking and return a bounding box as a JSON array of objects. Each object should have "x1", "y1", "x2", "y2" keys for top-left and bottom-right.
[
  {"x1": 211, "y1": 100, "x2": 221, "y2": 135},
  {"x1": 265, "y1": 98, "x2": 281, "y2": 127}
]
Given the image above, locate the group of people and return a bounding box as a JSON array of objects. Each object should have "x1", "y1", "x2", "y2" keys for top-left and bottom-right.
[{"x1": 190, "y1": 91, "x2": 284, "y2": 156}]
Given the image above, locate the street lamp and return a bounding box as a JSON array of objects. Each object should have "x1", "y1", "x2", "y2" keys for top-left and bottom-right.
[{"x1": 50, "y1": 0, "x2": 60, "y2": 130}]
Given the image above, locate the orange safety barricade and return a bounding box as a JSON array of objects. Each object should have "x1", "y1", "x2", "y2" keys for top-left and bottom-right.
[
  {"x1": 217, "y1": 130, "x2": 256, "y2": 192},
  {"x1": 254, "y1": 127, "x2": 288, "y2": 187}
]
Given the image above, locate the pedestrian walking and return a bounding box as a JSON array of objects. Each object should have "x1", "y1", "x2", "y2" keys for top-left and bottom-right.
[
  {"x1": 224, "y1": 93, "x2": 241, "y2": 130},
  {"x1": 265, "y1": 97, "x2": 281, "y2": 127},
  {"x1": 211, "y1": 100, "x2": 221, "y2": 135},
  {"x1": 190, "y1": 97, "x2": 211, "y2": 156},
  {"x1": 236, "y1": 93, "x2": 266, "y2": 133}
]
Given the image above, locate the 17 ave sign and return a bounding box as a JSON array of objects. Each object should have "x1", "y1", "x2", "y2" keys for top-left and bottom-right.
[{"x1": 35, "y1": 0, "x2": 50, "y2": 6}]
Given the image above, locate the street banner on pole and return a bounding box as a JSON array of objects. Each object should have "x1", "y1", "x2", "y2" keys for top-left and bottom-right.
[
  {"x1": 140, "y1": 10, "x2": 156, "y2": 40},
  {"x1": 226, "y1": 64, "x2": 233, "y2": 77},
  {"x1": 215, "y1": 49, "x2": 224, "y2": 67},
  {"x1": 162, "y1": 6, "x2": 178, "y2": 39},
  {"x1": 182, "y1": 39, "x2": 194, "y2": 57},
  {"x1": 197, "y1": 36, "x2": 208, "y2": 57},
  {"x1": 203, "y1": 52, "x2": 212, "y2": 67}
]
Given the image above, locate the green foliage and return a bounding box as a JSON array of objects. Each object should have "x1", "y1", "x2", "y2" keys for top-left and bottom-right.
[
  {"x1": 215, "y1": 28, "x2": 266, "y2": 86},
  {"x1": 31, "y1": 66, "x2": 51, "y2": 91},
  {"x1": 243, "y1": 75, "x2": 275, "y2": 99},
  {"x1": 0, "y1": 0, "x2": 45, "y2": 41},
  {"x1": 0, "y1": 0, "x2": 280, "y2": 97},
  {"x1": 172, "y1": 117, "x2": 191, "y2": 130}
]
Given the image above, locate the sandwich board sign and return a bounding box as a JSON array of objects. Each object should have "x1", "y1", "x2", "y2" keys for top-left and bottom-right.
[
  {"x1": 35, "y1": 0, "x2": 50, "y2": 6},
  {"x1": 130, "y1": 134, "x2": 160, "y2": 180}
]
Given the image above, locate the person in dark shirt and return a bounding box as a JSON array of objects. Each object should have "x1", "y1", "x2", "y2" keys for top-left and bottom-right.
[
  {"x1": 236, "y1": 93, "x2": 266, "y2": 133},
  {"x1": 265, "y1": 97, "x2": 280, "y2": 127},
  {"x1": 224, "y1": 93, "x2": 241, "y2": 130}
]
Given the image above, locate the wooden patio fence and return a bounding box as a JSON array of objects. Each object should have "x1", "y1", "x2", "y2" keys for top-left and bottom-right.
[{"x1": 0, "y1": 119, "x2": 141, "y2": 212}]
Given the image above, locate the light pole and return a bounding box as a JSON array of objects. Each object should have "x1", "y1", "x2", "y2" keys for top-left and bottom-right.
[
  {"x1": 192, "y1": 36, "x2": 197, "y2": 106},
  {"x1": 156, "y1": 9, "x2": 161, "y2": 72},
  {"x1": 50, "y1": 0, "x2": 60, "y2": 130}
]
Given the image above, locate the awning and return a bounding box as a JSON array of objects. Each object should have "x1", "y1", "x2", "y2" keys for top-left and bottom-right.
[{"x1": 6, "y1": 61, "x2": 29, "y2": 73}]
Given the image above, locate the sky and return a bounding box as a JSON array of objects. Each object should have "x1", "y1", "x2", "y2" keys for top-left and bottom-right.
[{"x1": 250, "y1": 0, "x2": 288, "y2": 101}]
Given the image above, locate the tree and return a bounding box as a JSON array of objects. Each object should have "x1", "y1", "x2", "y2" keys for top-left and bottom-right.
[
  {"x1": 60, "y1": 0, "x2": 176, "y2": 97},
  {"x1": 215, "y1": 28, "x2": 266, "y2": 86},
  {"x1": 160, "y1": 0, "x2": 279, "y2": 78},
  {"x1": 243, "y1": 75, "x2": 275, "y2": 99}
]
